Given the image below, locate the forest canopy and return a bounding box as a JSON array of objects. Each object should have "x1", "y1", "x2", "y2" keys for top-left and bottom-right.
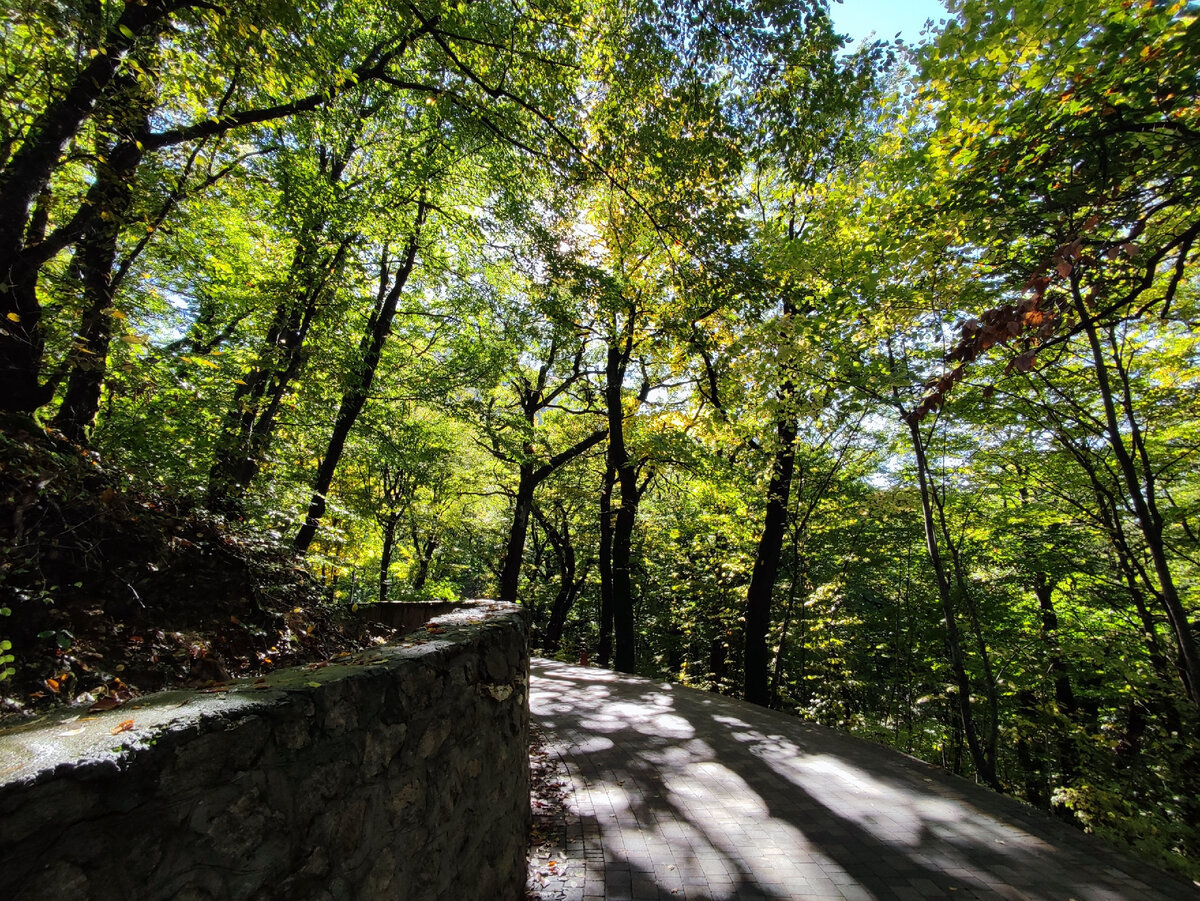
[{"x1": 2, "y1": 0, "x2": 1199, "y2": 879}]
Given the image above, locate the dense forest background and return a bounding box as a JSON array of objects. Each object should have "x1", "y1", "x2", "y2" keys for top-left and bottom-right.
[{"x1": 2, "y1": 0, "x2": 1198, "y2": 878}]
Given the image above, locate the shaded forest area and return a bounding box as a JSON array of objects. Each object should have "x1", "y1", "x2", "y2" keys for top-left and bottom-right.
[{"x1": 1, "y1": 0, "x2": 1198, "y2": 879}]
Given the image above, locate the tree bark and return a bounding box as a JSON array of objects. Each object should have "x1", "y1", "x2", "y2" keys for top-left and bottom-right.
[
  {"x1": 411, "y1": 531, "x2": 438, "y2": 591},
  {"x1": 533, "y1": 505, "x2": 583, "y2": 653},
  {"x1": 611, "y1": 461, "x2": 639, "y2": 673},
  {"x1": 51, "y1": 68, "x2": 153, "y2": 443},
  {"x1": 378, "y1": 510, "x2": 402, "y2": 603},
  {"x1": 597, "y1": 463, "x2": 616, "y2": 668},
  {"x1": 0, "y1": 1, "x2": 199, "y2": 415},
  {"x1": 744, "y1": 407, "x2": 797, "y2": 706},
  {"x1": 906, "y1": 413, "x2": 999, "y2": 788},
  {"x1": 602, "y1": 337, "x2": 648, "y2": 674},
  {"x1": 0, "y1": 0, "x2": 175, "y2": 254},
  {"x1": 207, "y1": 225, "x2": 353, "y2": 513},
  {"x1": 0, "y1": 5, "x2": 440, "y2": 417},
  {"x1": 1074, "y1": 288, "x2": 1200, "y2": 706},
  {"x1": 496, "y1": 428, "x2": 606, "y2": 602},
  {"x1": 294, "y1": 204, "x2": 426, "y2": 553}
]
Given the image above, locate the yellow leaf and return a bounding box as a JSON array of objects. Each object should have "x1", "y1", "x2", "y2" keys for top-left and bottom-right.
[{"x1": 5, "y1": 312, "x2": 19, "y2": 323}]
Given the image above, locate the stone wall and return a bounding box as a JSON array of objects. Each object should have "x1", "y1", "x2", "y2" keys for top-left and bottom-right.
[{"x1": 0, "y1": 600, "x2": 529, "y2": 901}]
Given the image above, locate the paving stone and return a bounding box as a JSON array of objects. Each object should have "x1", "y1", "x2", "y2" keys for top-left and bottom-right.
[{"x1": 528, "y1": 659, "x2": 1199, "y2": 901}]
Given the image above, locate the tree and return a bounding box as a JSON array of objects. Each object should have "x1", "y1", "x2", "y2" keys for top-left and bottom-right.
[
  {"x1": 0, "y1": 0, "x2": 452, "y2": 414},
  {"x1": 472, "y1": 313, "x2": 607, "y2": 604},
  {"x1": 917, "y1": 0, "x2": 1200, "y2": 708},
  {"x1": 293, "y1": 198, "x2": 428, "y2": 552}
]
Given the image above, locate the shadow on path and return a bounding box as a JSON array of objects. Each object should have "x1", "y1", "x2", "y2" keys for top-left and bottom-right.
[{"x1": 529, "y1": 659, "x2": 1198, "y2": 901}]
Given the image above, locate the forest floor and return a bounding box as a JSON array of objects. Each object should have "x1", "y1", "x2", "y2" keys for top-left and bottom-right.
[{"x1": 0, "y1": 416, "x2": 395, "y2": 724}]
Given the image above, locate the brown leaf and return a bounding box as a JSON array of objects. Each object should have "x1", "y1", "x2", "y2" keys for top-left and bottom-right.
[{"x1": 1010, "y1": 351, "x2": 1036, "y2": 373}]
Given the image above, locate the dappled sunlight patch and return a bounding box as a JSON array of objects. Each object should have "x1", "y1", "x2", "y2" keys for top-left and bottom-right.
[
  {"x1": 641, "y1": 737, "x2": 713, "y2": 769},
  {"x1": 572, "y1": 734, "x2": 615, "y2": 755},
  {"x1": 716, "y1": 718, "x2": 1050, "y2": 860}
]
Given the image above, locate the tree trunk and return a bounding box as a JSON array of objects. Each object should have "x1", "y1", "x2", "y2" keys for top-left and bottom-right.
[
  {"x1": 597, "y1": 463, "x2": 616, "y2": 668},
  {"x1": 1074, "y1": 292, "x2": 1200, "y2": 706},
  {"x1": 50, "y1": 169, "x2": 132, "y2": 442},
  {"x1": 1014, "y1": 688, "x2": 1050, "y2": 807},
  {"x1": 0, "y1": 1, "x2": 172, "y2": 246},
  {"x1": 611, "y1": 463, "x2": 639, "y2": 673},
  {"x1": 294, "y1": 207, "x2": 425, "y2": 552},
  {"x1": 544, "y1": 565, "x2": 583, "y2": 653},
  {"x1": 603, "y1": 338, "x2": 645, "y2": 674},
  {"x1": 931, "y1": 458, "x2": 1000, "y2": 778},
  {"x1": 378, "y1": 510, "x2": 402, "y2": 603},
  {"x1": 1050, "y1": 416, "x2": 1179, "y2": 695},
  {"x1": 498, "y1": 465, "x2": 537, "y2": 602},
  {"x1": 207, "y1": 235, "x2": 350, "y2": 512},
  {"x1": 534, "y1": 505, "x2": 582, "y2": 653},
  {"x1": 51, "y1": 70, "x2": 152, "y2": 443},
  {"x1": 769, "y1": 540, "x2": 805, "y2": 707},
  {"x1": 907, "y1": 413, "x2": 999, "y2": 788},
  {"x1": 744, "y1": 407, "x2": 798, "y2": 706},
  {"x1": 412, "y1": 534, "x2": 438, "y2": 592},
  {"x1": 0, "y1": 1, "x2": 179, "y2": 415},
  {"x1": 496, "y1": 428, "x2": 605, "y2": 603}
]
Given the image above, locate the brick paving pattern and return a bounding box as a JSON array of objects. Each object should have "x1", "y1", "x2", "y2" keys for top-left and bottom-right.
[{"x1": 528, "y1": 658, "x2": 1199, "y2": 901}]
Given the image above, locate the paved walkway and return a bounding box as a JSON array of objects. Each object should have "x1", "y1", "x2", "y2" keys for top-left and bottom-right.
[{"x1": 528, "y1": 659, "x2": 1199, "y2": 901}]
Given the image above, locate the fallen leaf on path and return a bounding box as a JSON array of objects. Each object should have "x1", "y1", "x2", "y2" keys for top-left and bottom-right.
[{"x1": 110, "y1": 720, "x2": 134, "y2": 735}]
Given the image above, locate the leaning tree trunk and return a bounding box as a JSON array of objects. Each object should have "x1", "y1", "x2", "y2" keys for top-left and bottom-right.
[
  {"x1": 1073, "y1": 298, "x2": 1200, "y2": 707},
  {"x1": 931, "y1": 458, "x2": 1000, "y2": 779},
  {"x1": 907, "y1": 413, "x2": 999, "y2": 788},
  {"x1": 294, "y1": 206, "x2": 425, "y2": 553},
  {"x1": 50, "y1": 154, "x2": 137, "y2": 443},
  {"x1": 207, "y1": 234, "x2": 350, "y2": 513},
  {"x1": 0, "y1": 0, "x2": 184, "y2": 415},
  {"x1": 498, "y1": 465, "x2": 537, "y2": 602},
  {"x1": 51, "y1": 68, "x2": 153, "y2": 443}
]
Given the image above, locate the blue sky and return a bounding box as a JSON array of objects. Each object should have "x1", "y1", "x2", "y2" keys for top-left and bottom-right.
[{"x1": 829, "y1": 0, "x2": 952, "y2": 47}]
